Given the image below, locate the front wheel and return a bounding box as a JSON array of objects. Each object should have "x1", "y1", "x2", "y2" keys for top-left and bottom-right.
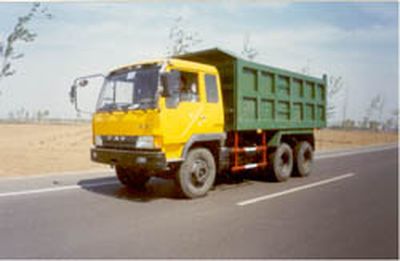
[
  {"x1": 176, "y1": 148, "x2": 216, "y2": 199},
  {"x1": 116, "y1": 166, "x2": 150, "y2": 189}
]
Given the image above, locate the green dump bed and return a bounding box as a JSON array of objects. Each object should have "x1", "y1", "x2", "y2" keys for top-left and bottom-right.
[{"x1": 176, "y1": 48, "x2": 327, "y2": 131}]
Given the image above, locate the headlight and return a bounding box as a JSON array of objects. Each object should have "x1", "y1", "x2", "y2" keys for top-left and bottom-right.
[
  {"x1": 136, "y1": 136, "x2": 154, "y2": 148},
  {"x1": 95, "y1": 135, "x2": 103, "y2": 146}
]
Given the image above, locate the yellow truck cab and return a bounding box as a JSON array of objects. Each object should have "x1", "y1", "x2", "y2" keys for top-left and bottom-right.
[{"x1": 70, "y1": 48, "x2": 327, "y2": 198}]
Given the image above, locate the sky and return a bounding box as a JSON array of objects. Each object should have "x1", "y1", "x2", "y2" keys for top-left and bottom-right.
[{"x1": 0, "y1": 1, "x2": 398, "y2": 124}]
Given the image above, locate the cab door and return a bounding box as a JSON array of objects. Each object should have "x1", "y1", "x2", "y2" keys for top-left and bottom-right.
[
  {"x1": 160, "y1": 70, "x2": 205, "y2": 160},
  {"x1": 200, "y1": 72, "x2": 224, "y2": 134}
]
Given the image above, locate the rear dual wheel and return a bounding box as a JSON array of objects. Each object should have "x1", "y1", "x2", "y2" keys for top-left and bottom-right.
[
  {"x1": 293, "y1": 141, "x2": 313, "y2": 177},
  {"x1": 269, "y1": 141, "x2": 313, "y2": 181},
  {"x1": 269, "y1": 143, "x2": 293, "y2": 182}
]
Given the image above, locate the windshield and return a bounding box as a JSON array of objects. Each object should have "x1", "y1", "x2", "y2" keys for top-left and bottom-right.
[{"x1": 96, "y1": 65, "x2": 160, "y2": 111}]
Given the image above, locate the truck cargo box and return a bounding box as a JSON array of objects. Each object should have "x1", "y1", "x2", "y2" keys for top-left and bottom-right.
[{"x1": 176, "y1": 48, "x2": 327, "y2": 131}]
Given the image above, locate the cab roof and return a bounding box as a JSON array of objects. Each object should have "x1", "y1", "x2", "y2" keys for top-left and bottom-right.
[{"x1": 109, "y1": 57, "x2": 218, "y2": 75}]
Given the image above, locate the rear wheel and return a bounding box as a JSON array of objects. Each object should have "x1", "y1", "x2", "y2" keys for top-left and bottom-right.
[
  {"x1": 293, "y1": 141, "x2": 313, "y2": 177},
  {"x1": 176, "y1": 148, "x2": 216, "y2": 198},
  {"x1": 269, "y1": 143, "x2": 293, "y2": 182},
  {"x1": 116, "y1": 166, "x2": 150, "y2": 189}
]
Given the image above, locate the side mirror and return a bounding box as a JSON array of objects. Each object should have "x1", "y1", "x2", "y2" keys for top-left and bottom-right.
[
  {"x1": 69, "y1": 84, "x2": 77, "y2": 104},
  {"x1": 69, "y1": 73, "x2": 105, "y2": 114},
  {"x1": 78, "y1": 79, "x2": 88, "y2": 87}
]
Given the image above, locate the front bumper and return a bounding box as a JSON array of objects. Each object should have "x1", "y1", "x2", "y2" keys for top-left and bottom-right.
[{"x1": 91, "y1": 147, "x2": 168, "y2": 172}]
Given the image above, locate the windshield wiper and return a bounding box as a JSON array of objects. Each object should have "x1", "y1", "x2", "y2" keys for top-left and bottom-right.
[
  {"x1": 121, "y1": 104, "x2": 140, "y2": 111},
  {"x1": 138, "y1": 99, "x2": 155, "y2": 110},
  {"x1": 98, "y1": 103, "x2": 130, "y2": 112},
  {"x1": 98, "y1": 103, "x2": 118, "y2": 112},
  {"x1": 101, "y1": 100, "x2": 155, "y2": 112},
  {"x1": 120, "y1": 100, "x2": 155, "y2": 111}
]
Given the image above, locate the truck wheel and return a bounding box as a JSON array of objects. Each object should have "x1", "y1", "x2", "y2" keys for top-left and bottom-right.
[
  {"x1": 293, "y1": 141, "x2": 313, "y2": 177},
  {"x1": 270, "y1": 143, "x2": 293, "y2": 182},
  {"x1": 116, "y1": 166, "x2": 150, "y2": 189},
  {"x1": 176, "y1": 148, "x2": 216, "y2": 198}
]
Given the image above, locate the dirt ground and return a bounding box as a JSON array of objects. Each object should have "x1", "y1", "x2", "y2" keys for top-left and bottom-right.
[
  {"x1": 0, "y1": 123, "x2": 104, "y2": 177},
  {"x1": 315, "y1": 128, "x2": 398, "y2": 151},
  {"x1": 0, "y1": 123, "x2": 397, "y2": 177}
]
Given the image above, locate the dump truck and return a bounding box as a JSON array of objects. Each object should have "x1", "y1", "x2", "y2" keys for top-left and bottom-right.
[{"x1": 69, "y1": 48, "x2": 327, "y2": 198}]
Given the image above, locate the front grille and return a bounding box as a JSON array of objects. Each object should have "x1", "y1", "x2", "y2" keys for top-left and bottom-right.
[{"x1": 101, "y1": 135, "x2": 138, "y2": 150}]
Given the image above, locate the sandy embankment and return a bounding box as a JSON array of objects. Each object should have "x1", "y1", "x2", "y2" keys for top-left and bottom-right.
[
  {"x1": 0, "y1": 123, "x2": 105, "y2": 177},
  {"x1": 0, "y1": 123, "x2": 397, "y2": 177},
  {"x1": 315, "y1": 128, "x2": 398, "y2": 151}
]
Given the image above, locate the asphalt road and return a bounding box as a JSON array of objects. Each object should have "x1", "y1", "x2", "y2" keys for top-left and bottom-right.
[{"x1": 0, "y1": 145, "x2": 398, "y2": 258}]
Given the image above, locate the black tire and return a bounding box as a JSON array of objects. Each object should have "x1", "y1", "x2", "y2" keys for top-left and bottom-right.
[
  {"x1": 116, "y1": 166, "x2": 150, "y2": 189},
  {"x1": 176, "y1": 148, "x2": 216, "y2": 199},
  {"x1": 269, "y1": 143, "x2": 293, "y2": 182},
  {"x1": 293, "y1": 141, "x2": 313, "y2": 177}
]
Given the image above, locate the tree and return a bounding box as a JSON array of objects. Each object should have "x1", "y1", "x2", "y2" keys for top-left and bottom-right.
[
  {"x1": 36, "y1": 109, "x2": 50, "y2": 122},
  {"x1": 167, "y1": 16, "x2": 202, "y2": 56},
  {"x1": 14, "y1": 107, "x2": 27, "y2": 121},
  {"x1": 392, "y1": 109, "x2": 399, "y2": 123},
  {"x1": 301, "y1": 59, "x2": 312, "y2": 75},
  {"x1": 301, "y1": 62, "x2": 343, "y2": 120},
  {"x1": 365, "y1": 94, "x2": 385, "y2": 130},
  {"x1": 241, "y1": 33, "x2": 258, "y2": 60},
  {"x1": 387, "y1": 109, "x2": 399, "y2": 131},
  {"x1": 327, "y1": 76, "x2": 344, "y2": 120},
  {"x1": 0, "y1": 3, "x2": 52, "y2": 90}
]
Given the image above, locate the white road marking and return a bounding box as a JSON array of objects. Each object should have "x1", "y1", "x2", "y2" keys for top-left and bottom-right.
[
  {"x1": 0, "y1": 169, "x2": 111, "y2": 181},
  {"x1": 0, "y1": 144, "x2": 395, "y2": 199},
  {"x1": 0, "y1": 180, "x2": 120, "y2": 198},
  {"x1": 315, "y1": 144, "x2": 397, "y2": 160},
  {"x1": 0, "y1": 143, "x2": 394, "y2": 182},
  {"x1": 237, "y1": 173, "x2": 355, "y2": 206}
]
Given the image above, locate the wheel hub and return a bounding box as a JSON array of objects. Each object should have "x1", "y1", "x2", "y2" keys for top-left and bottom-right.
[{"x1": 191, "y1": 159, "x2": 209, "y2": 186}]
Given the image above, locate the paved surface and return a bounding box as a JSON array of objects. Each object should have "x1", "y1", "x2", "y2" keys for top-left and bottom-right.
[{"x1": 0, "y1": 145, "x2": 397, "y2": 258}]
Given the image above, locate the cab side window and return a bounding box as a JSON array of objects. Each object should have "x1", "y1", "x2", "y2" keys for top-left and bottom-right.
[
  {"x1": 179, "y1": 71, "x2": 199, "y2": 102},
  {"x1": 205, "y1": 74, "x2": 219, "y2": 103}
]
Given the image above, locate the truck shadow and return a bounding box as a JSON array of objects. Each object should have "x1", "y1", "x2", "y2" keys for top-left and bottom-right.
[
  {"x1": 78, "y1": 172, "x2": 263, "y2": 202},
  {"x1": 78, "y1": 176, "x2": 180, "y2": 202}
]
